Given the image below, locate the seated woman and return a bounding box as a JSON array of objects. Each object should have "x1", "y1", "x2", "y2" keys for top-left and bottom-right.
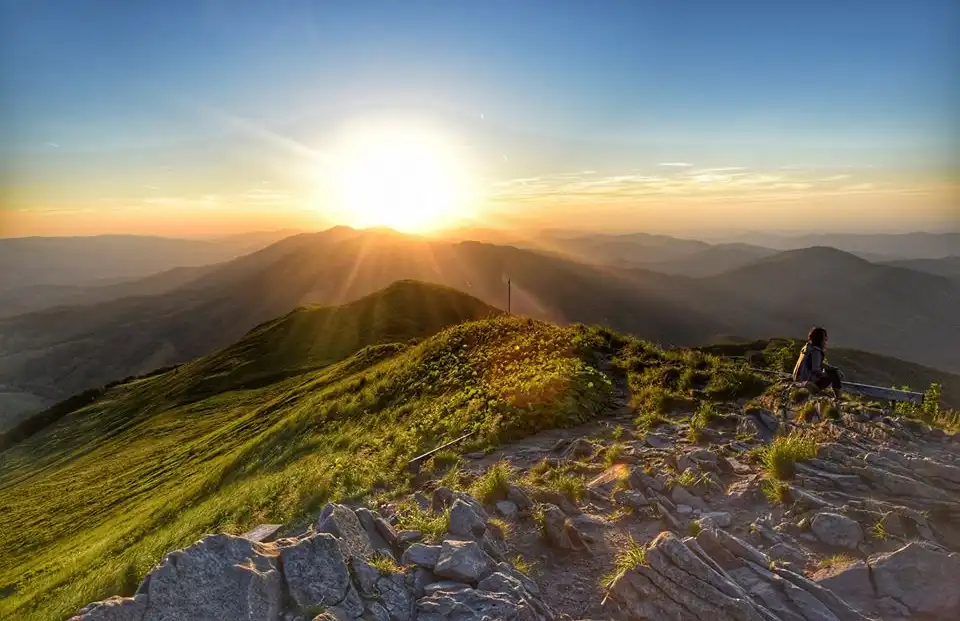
[{"x1": 792, "y1": 326, "x2": 843, "y2": 399}]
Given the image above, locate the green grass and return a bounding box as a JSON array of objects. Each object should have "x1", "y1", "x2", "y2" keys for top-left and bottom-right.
[
  {"x1": 603, "y1": 442, "x2": 627, "y2": 466},
  {"x1": 510, "y1": 554, "x2": 537, "y2": 577},
  {"x1": 761, "y1": 431, "x2": 820, "y2": 481},
  {"x1": 602, "y1": 536, "x2": 648, "y2": 589},
  {"x1": 394, "y1": 504, "x2": 451, "y2": 542},
  {"x1": 470, "y1": 461, "x2": 516, "y2": 505},
  {"x1": 0, "y1": 314, "x2": 616, "y2": 621},
  {"x1": 815, "y1": 554, "x2": 858, "y2": 571},
  {"x1": 798, "y1": 402, "x2": 819, "y2": 423},
  {"x1": 761, "y1": 479, "x2": 793, "y2": 505},
  {"x1": 687, "y1": 402, "x2": 718, "y2": 443},
  {"x1": 368, "y1": 553, "x2": 403, "y2": 575}
]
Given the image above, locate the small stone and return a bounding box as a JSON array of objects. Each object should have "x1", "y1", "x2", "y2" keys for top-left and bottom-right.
[
  {"x1": 676, "y1": 504, "x2": 693, "y2": 516},
  {"x1": 397, "y1": 530, "x2": 423, "y2": 546},
  {"x1": 810, "y1": 512, "x2": 863, "y2": 550},
  {"x1": 494, "y1": 500, "x2": 519, "y2": 520},
  {"x1": 506, "y1": 485, "x2": 534, "y2": 510},
  {"x1": 698, "y1": 511, "x2": 732, "y2": 528}
]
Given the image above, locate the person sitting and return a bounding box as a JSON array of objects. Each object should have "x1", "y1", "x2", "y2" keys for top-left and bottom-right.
[{"x1": 792, "y1": 326, "x2": 843, "y2": 399}]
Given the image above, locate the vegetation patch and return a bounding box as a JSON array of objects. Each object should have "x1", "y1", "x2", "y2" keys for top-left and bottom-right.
[
  {"x1": 602, "y1": 537, "x2": 648, "y2": 589},
  {"x1": 762, "y1": 431, "x2": 820, "y2": 481}
]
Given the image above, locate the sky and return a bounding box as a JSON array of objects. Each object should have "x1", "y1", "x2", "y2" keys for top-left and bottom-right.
[{"x1": 1, "y1": 0, "x2": 958, "y2": 237}]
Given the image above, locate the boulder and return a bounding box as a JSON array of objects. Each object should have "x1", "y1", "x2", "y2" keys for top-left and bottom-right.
[
  {"x1": 507, "y1": 485, "x2": 535, "y2": 511},
  {"x1": 317, "y1": 503, "x2": 375, "y2": 559},
  {"x1": 870, "y1": 543, "x2": 960, "y2": 618},
  {"x1": 448, "y1": 498, "x2": 487, "y2": 538},
  {"x1": 810, "y1": 512, "x2": 863, "y2": 550},
  {"x1": 72, "y1": 596, "x2": 147, "y2": 621},
  {"x1": 433, "y1": 540, "x2": 496, "y2": 584},
  {"x1": 281, "y1": 533, "x2": 362, "y2": 616},
  {"x1": 401, "y1": 543, "x2": 442, "y2": 569},
  {"x1": 417, "y1": 587, "x2": 551, "y2": 621}
]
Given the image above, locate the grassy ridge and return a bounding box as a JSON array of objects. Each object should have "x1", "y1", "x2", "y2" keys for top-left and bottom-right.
[{"x1": 0, "y1": 313, "x2": 613, "y2": 620}]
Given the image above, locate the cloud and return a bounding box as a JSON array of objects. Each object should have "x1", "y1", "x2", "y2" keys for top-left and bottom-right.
[{"x1": 658, "y1": 162, "x2": 692, "y2": 167}]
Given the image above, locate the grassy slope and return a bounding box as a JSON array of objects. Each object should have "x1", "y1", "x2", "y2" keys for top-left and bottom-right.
[{"x1": 0, "y1": 299, "x2": 615, "y2": 619}]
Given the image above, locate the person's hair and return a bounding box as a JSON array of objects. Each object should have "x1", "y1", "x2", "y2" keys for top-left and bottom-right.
[{"x1": 808, "y1": 326, "x2": 827, "y2": 347}]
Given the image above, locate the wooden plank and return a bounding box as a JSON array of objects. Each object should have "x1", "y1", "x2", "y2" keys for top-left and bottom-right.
[
  {"x1": 747, "y1": 367, "x2": 924, "y2": 404},
  {"x1": 407, "y1": 431, "x2": 476, "y2": 466},
  {"x1": 242, "y1": 524, "x2": 283, "y2": 542},
  {"x1": 844, "y1": 382, "x2": 924, "y2": 405}
]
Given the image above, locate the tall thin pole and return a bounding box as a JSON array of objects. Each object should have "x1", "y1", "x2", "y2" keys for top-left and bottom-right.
[{"x1": 507, "y1": 278, "x2": 512, "y2": 314}]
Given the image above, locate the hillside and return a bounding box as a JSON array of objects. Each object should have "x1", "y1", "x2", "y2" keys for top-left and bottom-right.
[
  {"x1": 0, "y1": 230, "x2": 731, "y2": 406},
  {"x1": 6, "y1": 298, "x2": 960, "y2": 621},
  {"x1": 0, "y1": 296, "x2": 620, "y2": 620}
]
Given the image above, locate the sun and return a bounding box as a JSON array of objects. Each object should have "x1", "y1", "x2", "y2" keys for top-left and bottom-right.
[{"x1": 329, "y1": 126, "x2": 471, "y2": 232}]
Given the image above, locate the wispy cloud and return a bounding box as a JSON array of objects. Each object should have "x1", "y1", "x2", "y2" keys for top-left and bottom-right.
[{"x1": 658, "y1": 162, "x2": 692, "y2": 167}]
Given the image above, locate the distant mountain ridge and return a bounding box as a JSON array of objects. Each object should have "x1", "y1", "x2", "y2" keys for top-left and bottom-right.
[{"x1": 1, "y1": 228, "x2": 957, "y2": 417}]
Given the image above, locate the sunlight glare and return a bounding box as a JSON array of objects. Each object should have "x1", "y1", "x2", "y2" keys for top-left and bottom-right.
[{"x1": 329, "y1": 125, "x2": 471, "y2": 232}]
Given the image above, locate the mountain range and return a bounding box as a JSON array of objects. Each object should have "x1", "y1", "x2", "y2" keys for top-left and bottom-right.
[{"x1": 1, "y1": 227, "x2": 958, "y2": 429}]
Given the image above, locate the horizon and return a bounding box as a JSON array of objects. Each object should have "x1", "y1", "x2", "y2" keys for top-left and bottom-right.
[{"x1": 2, "y1": 1, "x2": 958, "y2": 237}]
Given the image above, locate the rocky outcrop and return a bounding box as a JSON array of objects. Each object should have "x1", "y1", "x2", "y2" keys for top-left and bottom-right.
[
  {"x1": 818, "y1": 542, "x2": 960, "y2": 620},
  {"x1": 72, "y1": 499, "x2": 552, "y2": 621},
  {"x1": 604, "y1": 529, "x2": 870, "y2": 621}
]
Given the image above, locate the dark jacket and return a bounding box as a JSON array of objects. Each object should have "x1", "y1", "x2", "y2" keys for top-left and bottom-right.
[{"x1": 792, "y1": 343, "x2": 826, "y2": 382}]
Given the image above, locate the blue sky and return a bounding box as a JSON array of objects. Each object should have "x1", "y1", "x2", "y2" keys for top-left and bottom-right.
[{"x1": 1, "y1": 0, "x2": 957, "y2": 236}]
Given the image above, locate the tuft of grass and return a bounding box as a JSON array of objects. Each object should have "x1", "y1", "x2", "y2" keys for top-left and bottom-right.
[
  {"x1": 603, "y1": 442, "x2": 627, "y2": 466},
  {"x1": 609, "y1": 506, "x2": 634, "y2": 521},
  {"x1": 610, "y1": 424, "x2": 625, "y2": 441},
  {"x1": 470, "y1": 461, "x2": 516, "y2": 505},
  {"x1": 761, "y1": 431, "x2": 820, "y2": 481},
  {"x1": 687, "y1": 402, "x2": 717, "y2": 443},
  {"x1": 791, "y1": 387, "x2": 811, "y2": 404},
  {"x1": 394, "y1": 504, "x2": 451, "y2": 542},
  {"x1": 688, "y1": 520, "x2": 703, "y2": 537},
  {"x1": 761, "y1": 479, "x2": 792, "y2": 505},
  {"x1": 510, "y1": 554, "x2": 537, "y2": 577},
  {"x1": 815, "y1": 554, "x2": 858, "y2": 571},
  {"x1": 635, "y1": 411, "x2": 670, "y2": 432},
  {"x1": 487, "y1": 517, "x2": 512, "y2": 539},
  {"x1": 822, "y1": 401, "x2": 842, "y2": 421},
  {"x1": 870, "y1": 521, "x2": 890, "y2": 541},
  {"x1": 602, "y1": 537, "x2": 648, "y2": 589},
  {"x1": 369, "y1": 553, "x2": 403, "y2": 575},
  {"x1": 673, "y1": 469, "x2": 698, "y2": 489},
  {"x1": 798, "y1": 402, "x2": 819, "y2": 423}
]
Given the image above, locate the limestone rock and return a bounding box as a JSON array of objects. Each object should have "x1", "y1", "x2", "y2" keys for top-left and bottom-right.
[
  {"x1": 810, "y1": 512, "x2": 863, "y2": 550},
  {"x1": 698, "y1": 511, "x2": 732, "y2": 529},
  {"x1": 448, "y1": 498, "x2": 487, "y2": 538},
  {"x1": 417, "y1": 587, "x2": 552, "y2": 621},
  {"x1": 317, "y1": 503, "x2": 375, "y2": 559},
  {"x1": 281, "y1": 533, "x2": 361, "y2": 615},
  {"x1": 433, "y1": 539, "x2": 496, "y2": 584},
  {"x1": 870, "y1": 543, "x2": 960, "y2": 618},
  {"x1": 401, "y1": 543, "x2": 442, "y2": 569}
]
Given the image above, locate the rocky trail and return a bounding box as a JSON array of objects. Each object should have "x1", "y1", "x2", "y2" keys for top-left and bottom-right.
[{"x1": 73, "y1": 388, "x2": 960, "y2": 620}]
